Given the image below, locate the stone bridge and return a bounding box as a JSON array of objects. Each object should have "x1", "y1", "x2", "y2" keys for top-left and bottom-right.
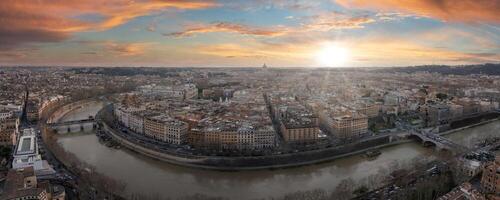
[
  {"x1": 409, "y1": 130, "x2": 469, "y2": 154},
  {"x1": 48, "y1": 118, "x2": 97, "y2": 134},
  {"x1": 46, "y1": 100, "x2": 99, "y2": 124},
  {"x1": 46, "y1": 99, "x2": 104, "y2": 134}
]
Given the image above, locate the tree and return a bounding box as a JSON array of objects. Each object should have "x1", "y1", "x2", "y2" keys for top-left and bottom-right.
[
  {"x1": 0, "y1": 146, "x2": 11, "y2": 158},
  {"x1": 436, "y1": 93, "x2": 448, "y2": 101},
  {"x1": 353, "y1": 186, "x2": 369, "y2": 196},
  {"x1": 331, "y1": 178, "x2": 356, "y2": 200},
  {"x1": 369, "y1": 123, "x2": 378, "y2": 133}
]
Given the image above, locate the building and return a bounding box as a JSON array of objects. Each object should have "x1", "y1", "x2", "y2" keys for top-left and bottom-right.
[
  {"x1": 0, "y1": 114, "x2": 19, "y2": 146},
  {"x1": 253, "y1": 125, "x2": 276, "y2": 149},
  {"x1": 0, "y1": 108, "x2": 14, "y2": 120},
  {"x1": 330, "y1": 113, "x2": 368, "y2": 140},
  {"x1": 186, "y1": 90, "x2": 277, "y2": 152},
  {"x1": 438, "y1": 182, "x2": 486, "y2": 200},
  {"x1": 265, "y1": 93, "x2": 319, "y2": 144},
  {"x1": 183, "y1": 83, "x2": 198, "y2": 99},
  {"x1": 427, "y1": 104, "x2": 451, "y2": 128},
  {"x1": 138, "y1": 84, "x2": 198, "y2": 100},
  {"x1": 316, "y1": 103, "x2": 369, "y2": 141},
  {"x1": 459, "y1": 151, "x2": 495, "y2": 178},
  {"x1": 347, "y1": 101, "x2": 380, "y2": 118},
  {"x1": 450, "y1": 104, "x2": 464, "y2": 119},
  {"x1": 26, "y1": 101, "x2": 39, "y2": 122},
  {"x1": 461, "y1": 159, "x2": 483, "y2": 177},
  {"x1": 2, "y1": 167, "x2": 65, "y2": 200},
  {"x1": 384, "y1": 93, "x2": 400, "y2": 106},
  {"x1": 114, "y1": 105, "x2": 145, "y2": 134},
  {"x1": 12, "y1": 129, "x2": 55, "y2": 177},
  {"x1": 128, "y1": 111, "x2": 145, "y2": 134},
  {"x1": 455, "y1": 99, "x2": 480, "y2": 116},
  {"x1": 190, "y1": 123, "x2": 276, "y2": 151},
  {"x1": 144, "y1": 114, "x2": 189, "y2": 145},
  {"x1": 481, "y1": 156, "x2": 500, "y2": 195},
  {"x1": 280, "y1": 120, "x2": 319, "y2": 143},
  {"x1": 279, "y1": 107, "x2": 319, "y2": 143}
]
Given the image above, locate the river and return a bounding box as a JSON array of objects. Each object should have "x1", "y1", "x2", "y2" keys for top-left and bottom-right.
[
  {"x1": 444, "y1": 121, "x2": 500, "y2": 148},
  {"x1": 55, "y1": 101, "x2": 498, "y2": 199}
]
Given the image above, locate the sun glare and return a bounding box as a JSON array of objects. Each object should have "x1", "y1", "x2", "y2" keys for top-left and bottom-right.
[{"x1": 315, "y1": 43, "x2": 350, "y2": 67}]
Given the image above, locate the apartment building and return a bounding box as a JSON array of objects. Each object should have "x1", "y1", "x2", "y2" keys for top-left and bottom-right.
[
  {"x1": 481, "y1": 156, "x2": 500, "y2": 195},
  {"x1": 0, "y1": 112, "x2": 19, "y2": 146},
  {"x1": 190, "y1": 123, "x2": 276, "y2": 151},
  {"x1": 3, "y1": 166, "x2": 65, "y2": 200},
  {"x1": 114, "y1": 105, "x2": 146, "y2": 134},
  {"x1": 144, "y1": 115, "x2": 188, "y2": 145},
  {"x1": 330, "y1": 113, "x2": 368, "y2": 140}
]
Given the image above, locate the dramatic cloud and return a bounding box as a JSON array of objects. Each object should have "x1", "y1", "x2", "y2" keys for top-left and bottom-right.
[
  {"x1": 195, "y1": 39, "x2": 315, "y2": 60},
  {"x1": 302, "y1": 13, "x2": 376, "y2": 31},
  {"x1": 0, "y1": 0, "x2": 216, "y2": 49},
  {"x1": 375, "y1": 12, "x2": 417, "y2": 21},
  {"x1": 195, "y1": 35, "x2": 500, "y2": 67},
  {"x1": 194, "y1": 42, "x2": 315, "y2": 67},
  {"x1": 336, "y1": 0, "x2": 500, "y2": 23},
  {"x1": 347, "y1": 38, "x2": 500, "y2": 66},
  {"x1": 219, "y1": 0, "x2": 322, "y2": 11},
  {"x1": 167, "y1": 13, "x2": 375, "y2": 38},
  {"x1": 105, "y1": 42, "x2": 149, "y2": 56},
  {"x1": 1, "y1": 0, "x2": 497, "y2": 67},
  {"x1": 197, "y1": 44, "x2": 267, "y2": 58},
  {"x1": 418, "y1": 27, "x2": 500, "y2": 49},
  {"x1": 165, "y1": 22, "x2": 288, "y2": 37}
]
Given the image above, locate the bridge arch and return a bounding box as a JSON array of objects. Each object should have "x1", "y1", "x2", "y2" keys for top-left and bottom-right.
[
  {"x1": 408, "y1": 134, "x2": 424, "y2": 143},
  {"x1": 422, "y1": 140, "x2": 437, "y2": 147}
]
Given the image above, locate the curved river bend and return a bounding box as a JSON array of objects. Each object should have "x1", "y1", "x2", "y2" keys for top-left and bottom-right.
[{"x1": 56, "y1": 101, "x2": 498, "y2": 199}]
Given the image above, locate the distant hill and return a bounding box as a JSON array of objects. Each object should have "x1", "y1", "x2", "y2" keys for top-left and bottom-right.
[
  {"x1": 378, "y1": 63, "x2": 500, "y2": 75},
  {"x1": 69, "y1": 67, "x2": 190, "y2": 77}
]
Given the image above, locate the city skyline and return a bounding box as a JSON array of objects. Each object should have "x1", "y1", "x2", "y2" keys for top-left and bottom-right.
[{"x1": 1, "y1": 0, "x2": 499, "y2": 68}]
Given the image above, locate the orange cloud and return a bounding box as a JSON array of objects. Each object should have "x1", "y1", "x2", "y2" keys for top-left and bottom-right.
[
  {"x1": 0, "y1": 0, "x2": 216, "y2": 49},
  {"x1": 336, "y1": 0, "x2": 500, "y2": 23},
  {"x1": 347, "y1": 38, "x2": 500, "y2": 66},
  {"x1": 197, "y1": 44, "x2": 267, "y2": 58},
  {"x1": 193, "y1": 42, "x2": 316, "y2": 67},
  {"x1": 302, "y1": 13, "x2": 375, "y2": 31},
  {"x1": 167, "y1": 13, "x2": 375, "y2": 38},
  {"x1": 105, "y1": 42, "x2": 149, "y2": 56},
  {"x1": 221, "y1": 0, "x2": 322, "y2": 11},
  {"x1": 165, "y1": 22, "x2": 288, "y2": 37},
  {"x1": 195, "y1": 41, "x2": 314, "y2": 60},
  {"x1": 194, "y1": 35, "x2": 499, "y2": 67}
]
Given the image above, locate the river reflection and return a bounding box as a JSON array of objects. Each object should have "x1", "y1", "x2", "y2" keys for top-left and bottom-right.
[
  {"x1": 444, "y1": 120, "x2": 500, "y2": 148},
  {"x1": 55, "y1": 102, "x2": 446, "y2": 199},
  {"x1": 58, "y1": 133, "x2": 435, "y2": 199}
]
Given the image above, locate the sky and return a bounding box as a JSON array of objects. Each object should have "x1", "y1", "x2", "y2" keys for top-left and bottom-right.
[{"x1": 0, "y1": 0, "x2": 499, "y2": 68}]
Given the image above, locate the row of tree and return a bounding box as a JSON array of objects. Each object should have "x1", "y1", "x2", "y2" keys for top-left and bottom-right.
[{"x1": 42, "y1": 125, "x2": 127, "y2": 199}]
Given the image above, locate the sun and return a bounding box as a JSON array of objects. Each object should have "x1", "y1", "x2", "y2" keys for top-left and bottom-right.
[{"x1": 315, "y1": 43, "x2": 350, "y2": 67}]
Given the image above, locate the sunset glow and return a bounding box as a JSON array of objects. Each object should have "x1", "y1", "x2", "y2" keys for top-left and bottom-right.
[
  {"x1": 316, "y1": 43, "x2": 350, "y2": 67},
  {"x1": 0, "y1": 0, "x2": 498, "y2": 67}
]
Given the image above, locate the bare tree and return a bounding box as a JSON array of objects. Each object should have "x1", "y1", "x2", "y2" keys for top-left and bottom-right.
[{"x1": 331, "y1": 178, "x2": 355, "y2": 200}]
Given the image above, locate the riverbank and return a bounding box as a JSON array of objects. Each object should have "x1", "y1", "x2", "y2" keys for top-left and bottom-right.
[
  {"x1": 105, "y1": 119, "x2": 416, "y2": 171},
  {"x1": 100, "y1": 113, "x2": 500, "y2": 171},
  {"x1": 57, "y1": 131, "x2": 435, "y2": 200},
  {"x1": 441, "y1": 117, "x2": 500, "y2": 136}
]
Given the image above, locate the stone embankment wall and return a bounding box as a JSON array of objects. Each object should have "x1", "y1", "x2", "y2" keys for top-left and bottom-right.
[{"x1": 102, "y1": 120, "x2": 399, "y2": 170}]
